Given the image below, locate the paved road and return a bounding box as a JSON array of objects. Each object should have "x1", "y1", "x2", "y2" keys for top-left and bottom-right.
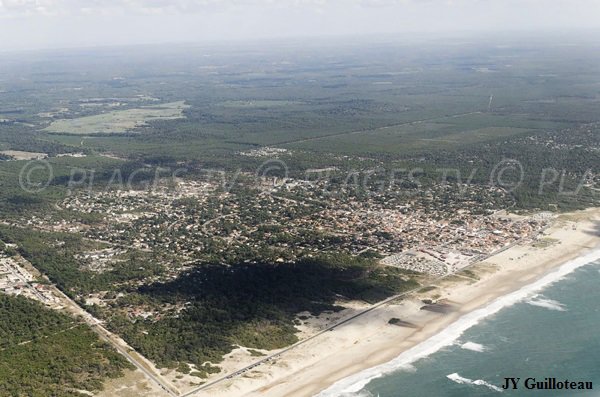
[
  {"x1": 91, "y1": 323, "x2": 178, "y2": 397},
  {"x1": 11, "y1": 253, "x2": 180, "y2": 397}
]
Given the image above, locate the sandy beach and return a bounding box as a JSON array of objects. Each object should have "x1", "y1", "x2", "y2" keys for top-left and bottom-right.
[{"x1": 158, "y1": 209, "x2": 600, "y2": 397}]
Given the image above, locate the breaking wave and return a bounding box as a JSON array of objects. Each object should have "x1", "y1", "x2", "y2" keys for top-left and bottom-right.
[
  {"x1": 315, "y1": 248, "x2": 600, "y2": 397},
  {"x1": 446, "y1": 373, "x2": 503, "y2": 392},
  {"x1": 460, "y1": 342, "x2": 488, "y2": 352},
  {"x1": 526, "y1": 295, "x2": 567, "y2": 311}
]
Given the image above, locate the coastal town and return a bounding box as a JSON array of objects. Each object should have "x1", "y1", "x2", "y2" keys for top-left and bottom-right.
[
  {"x1": 4, "y1": 170, "x2": 552, "y2": 293},
  {"x1": 0, "y1": 162, "x2": 559, "y2": 397}
]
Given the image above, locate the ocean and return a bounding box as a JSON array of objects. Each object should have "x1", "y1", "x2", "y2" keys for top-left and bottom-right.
[{"x1": 318, "y1": 250, "x2": 600, "y2": 397}]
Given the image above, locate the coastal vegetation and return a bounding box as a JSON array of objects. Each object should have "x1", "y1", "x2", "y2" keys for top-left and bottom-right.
[{"x1": 0, "y1": 295, "x2": 132, "y2": 396}]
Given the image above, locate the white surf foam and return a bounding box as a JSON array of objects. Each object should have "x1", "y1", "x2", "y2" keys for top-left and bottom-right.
[
  {"x1": 315, "y1": 247, "x2": 600, "y2": 397},
  {"x1": 446, "y1": 373, "x2": 503, "y2": 392},
  {"x1": 526, "y1": 295, "x2": 567, "y2": 311},
  {"x1": 336, "y1": 391, "x2": 375, "y2": 397},
  {"x1": 460, "y1": 342, "x2": 488, "y2": 352}
]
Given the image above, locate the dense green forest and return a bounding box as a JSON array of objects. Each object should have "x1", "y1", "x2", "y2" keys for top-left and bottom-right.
[
  {"x1": 105, "y1": 254, "x2": 420, "y2": 368},
  {"x1": 2, "y1": 38, "x2": 600, "y2": 213},
  {"x1": 0, "y1": 295, "x2": 132, "y2": 396},
  {"x1": 0, "y1": 224, "x2": 421, "y2": 370}
]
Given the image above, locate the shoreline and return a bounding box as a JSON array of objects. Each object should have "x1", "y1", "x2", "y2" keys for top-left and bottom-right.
[
  {"x1": 318, "y1": 227, "x2": 600, "y2": 395},
  {"x1": 192, "y1": 209, "x2": 600, "y2": 397}
]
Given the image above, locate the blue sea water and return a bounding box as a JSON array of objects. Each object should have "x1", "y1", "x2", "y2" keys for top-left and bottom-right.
[{"x1": 318, "y1": 254, "x2": 600, "y2": 397}]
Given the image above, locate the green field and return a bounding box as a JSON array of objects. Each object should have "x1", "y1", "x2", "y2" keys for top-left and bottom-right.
[{"x1": 43, "y1": 101, "x2": 189, "y2": 135}]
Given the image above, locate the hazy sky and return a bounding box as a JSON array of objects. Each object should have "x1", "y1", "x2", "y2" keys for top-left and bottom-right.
[{"x1": 1, "y1": 0, "x2": 600, "y2": 51}]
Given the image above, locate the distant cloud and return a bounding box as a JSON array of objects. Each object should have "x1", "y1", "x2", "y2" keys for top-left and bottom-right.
[
  {"x1": 0, "y1": 0, "x2": 499, "y2": 17},
  {"x1": 2, "y1": 0, "x2": 600, "y2": 18}
]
